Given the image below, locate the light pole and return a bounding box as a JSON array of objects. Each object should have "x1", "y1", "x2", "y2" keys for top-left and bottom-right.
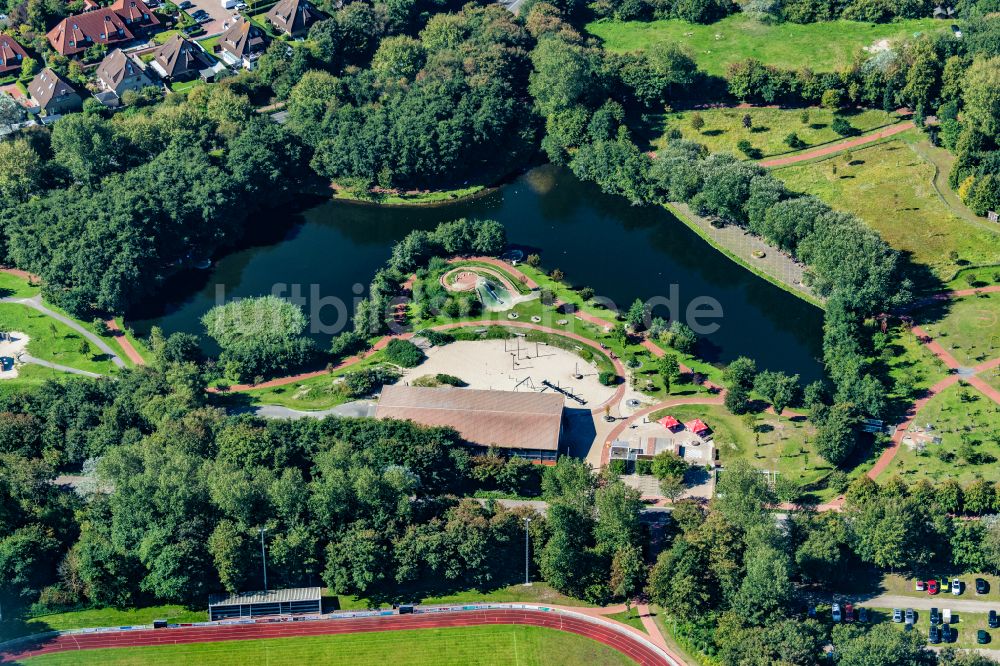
[
  {"x1": 259, "y1": 527, "x2": 268, "y2": 592},
  {"x1": 522, "y1": 517, "x2": 532, "y2": 587}
]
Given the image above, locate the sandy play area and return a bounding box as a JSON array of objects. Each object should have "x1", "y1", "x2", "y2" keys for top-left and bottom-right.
[
  {"x1": 399, "y1": 339, "x2": 616, "y2": 408},
  {"x1": 0, "y1": 331, "x2": 29, "y2": 379}
]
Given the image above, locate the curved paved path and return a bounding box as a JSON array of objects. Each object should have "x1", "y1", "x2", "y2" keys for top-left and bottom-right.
[
  {"x1": 20, "y1": 355, "x2": 104, "y2": 378},
  {"x1": 216, "y1": 321, "x2": 626, "y2": 415},
  {"x1": 252, "y1": 400, "x2": 376, "y2": 420},
  {"x1": 0, "y1": 608, "x2": 679, "y2": 666},
  {"x1": 0, "y1": 295, "x2": 125, "y2": 369},
  {"x1": 759, "y1": 122, "x2": 915, "y2": 168}
]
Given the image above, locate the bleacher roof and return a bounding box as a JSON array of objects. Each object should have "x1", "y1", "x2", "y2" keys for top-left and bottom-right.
[{"x1": 208, "y1": 587, "x2": 322, "y2": 608}]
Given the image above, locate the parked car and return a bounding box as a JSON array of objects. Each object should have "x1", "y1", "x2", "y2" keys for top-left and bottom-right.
[
  {"x1": 844, "y1": 604, "x2": 854, "y2": 623},
  {"x1": 181, "y1": 24, "x2": 204, "y2": 35},
  {"x1": 857, "y1": 607, "x2": 869, "y2": 623},
  {"x1": 892, "y1": 608, "x2": 904, "y2": 623},
  {"x1": 943, "y1": 608, "x2": 952, "y2": 624},
  {"x1": 832, "y1": 603, "x2": 842, "y2": 623},
  {"x1": 916, "y1": 580, "x2": 926, "y2": 592},
  {"x1": 978, "y1": 630, "x2": 990, "y2": 645},
  {"x1": 930, "y1": 607, "x2": 940, "y2": 625},
  {"x1": 942, "y1": 624, "x2": 954, "y2": 643},
  {"x1": 178, "y1": 0, "x2": 192, "y2": 7},
  {"x1": 928, "y1": 579, "x2": 939, "y2": 595},
  {"x1": 977, "y1": 578, "x2": 989, "y2": 595},
  {"x1": 929, "y1": 624, "x2": 941, "y2": 644},
  {"x1": 952, "y1": 579, "x2": 963, "y2": 595},
  {"x1": 807, "y1": 606, "x2": 816, "y2": 618},
  {"x1": 989, "y1": 610, "x2": 998, "y2": 629},
  {"x1": 905, "y1": 608, "x2": 915, "y2": 625}
]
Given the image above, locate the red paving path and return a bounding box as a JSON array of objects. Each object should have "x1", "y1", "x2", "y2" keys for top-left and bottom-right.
[
  {"x1": 0, "y1": 610, "x2": 675, "y2": 666},
  {"x1": 758, "y1": 122, "x2": 915, "y2": 167},
  {"x1": 104, "y1": 320, "x2": 147, "y2": 366}
]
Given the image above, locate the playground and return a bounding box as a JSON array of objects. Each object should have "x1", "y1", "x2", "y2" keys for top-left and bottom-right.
[
  {"x1": 0, "y1": 331, "x2": 28, "y2": 378},
  {"x1": 399, "y1": 338, "x2": 616, "y2": 407},
  {"x1": 441, "y1": 266, "x2": 535, "y2": 312}
]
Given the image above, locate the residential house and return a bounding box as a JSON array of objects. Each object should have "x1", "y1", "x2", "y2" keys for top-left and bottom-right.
[
  {"x1": 265, "y1": 0, "x2": 321, "y2": 37},
  {"x1": 46, "y1": 0, "x2": 160, "y2": 57},
  {"x1": 95, "y1": 48, "x2": 155, "y2": 104},
  {"x1": 0, "y1": 35, "x2": 28, "y2": 76},
  {"x1": 217, "y1": 17, "x2": 268, "y2": 70},
  {"x1": 149, "y1": 34, "x2": 211, "y2": 81},
  {"x1": 26, "y1": 68, "x2": 82, "y2": 115}
]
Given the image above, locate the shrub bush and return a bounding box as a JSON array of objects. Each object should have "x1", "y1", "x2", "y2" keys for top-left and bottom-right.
[
  {"x1": 383, "y1": 338, "x2": 425, "y2": 367},
  {"x1": 599, "y1": 371, "x2": 618, "y2": 386}
]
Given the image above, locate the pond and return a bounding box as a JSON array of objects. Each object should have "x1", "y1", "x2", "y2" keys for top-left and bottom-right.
[{"x1": 130, "y1": 166, "x2": 825, "y2": 380}]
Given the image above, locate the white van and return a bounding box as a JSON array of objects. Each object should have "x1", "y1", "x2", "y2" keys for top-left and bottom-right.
[{"x1": 943, "y1": 608, "x2": 952, "y2": 624}]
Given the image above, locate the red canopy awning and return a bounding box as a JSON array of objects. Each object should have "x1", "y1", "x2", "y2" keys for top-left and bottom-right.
[
  {"x1": 658, "y1": 415, "x2": 680, "y2": 429},
  {"x1": 685, "y1": 418, "x2": 710, "y2": 435}
]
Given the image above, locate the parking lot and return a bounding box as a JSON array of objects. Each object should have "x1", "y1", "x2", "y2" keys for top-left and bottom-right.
[{"x1": 181, "y1": 0, "x2": 239, "y2": 38}]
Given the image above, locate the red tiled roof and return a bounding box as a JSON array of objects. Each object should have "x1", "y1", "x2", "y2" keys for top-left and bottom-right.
[
  {"x1": 376, "y1": 385, "x2": 564, "y2": 451},
  {"x1": 0, "y1": 35, "x2": 28, "y2": 75},
  {"x1": 47, "y1": 0, "x2": 159, "y2": 56}
]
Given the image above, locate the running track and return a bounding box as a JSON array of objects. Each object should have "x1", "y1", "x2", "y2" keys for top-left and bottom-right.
[{"x1": 0, "y1": 610, "x2": 674, "y2": 666}]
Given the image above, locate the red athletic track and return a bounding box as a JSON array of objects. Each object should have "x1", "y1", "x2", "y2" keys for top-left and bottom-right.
[{"x1": 0, "y1": 610, "x2": 671, "y2": 666}]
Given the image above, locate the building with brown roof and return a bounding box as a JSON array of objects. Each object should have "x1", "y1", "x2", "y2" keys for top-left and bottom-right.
[
  {"x1": 266, "y1": 0, "x2": 321, "y2": 37},
  {"x1": 46, "y1": 0, "x2": 160, "y2": 57},
  {"x1": 217, "y1": 17, "x2": 268, "y2": 70},
  {"x1": 375, "y1": 385, "x2": 564, "y2": 461},
  {"x1": 26, "y1": 68, "x2": 82, "y2": 115},
  {"x1": 0, "y1": 35, "x2": 29, "y2": 75},
  {"x1": 149, "y1": 34, "x2": 212, "y2": 81},
  {"x1": 95, "y1": 48, "x2": 154, "y2": 102}
]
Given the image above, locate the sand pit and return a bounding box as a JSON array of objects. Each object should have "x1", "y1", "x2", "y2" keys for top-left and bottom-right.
[
  {"x1": 399, "y1": 339, "x2": 615, "y2": 407},
  {"x1": 0, "y1": 331, "x2": 29, "y2": 379}
]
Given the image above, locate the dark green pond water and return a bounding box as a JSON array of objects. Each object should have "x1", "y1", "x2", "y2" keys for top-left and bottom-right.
[{"x1": 131, "y1": 166, "x2": 825, "y2": 380}]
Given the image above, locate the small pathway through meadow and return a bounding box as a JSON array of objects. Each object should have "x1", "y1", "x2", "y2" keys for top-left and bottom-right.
[
  {"x1": 758, "y1": 122, "x2": 915, "y2": 167},
  {"x1": 104, "y1": 319, "x2": 146, "y2": 365}
]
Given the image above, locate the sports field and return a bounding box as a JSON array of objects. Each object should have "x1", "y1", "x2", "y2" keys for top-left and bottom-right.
[
  {"x1": 587, "y1": 15, "x2": 941, "y2": 75},
  {"x1": 20, "y1": 625, "x2": 633, "y2": 666}
]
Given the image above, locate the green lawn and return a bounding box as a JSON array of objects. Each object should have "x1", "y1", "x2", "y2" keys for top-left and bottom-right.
[
  {"x1": 197, "y1": 35, "x2": 221, "y2": 53},
  {"x1": 152, "y1": 29, "x2": 180, "y2": 44},
  {"x1": 654, "y1": 107, "x2": 900, "y2": 158},
  {"x1": 606, "y1": 609, "x2": 647, "y2": 633},
  {"x1": 169, "y1": 79, "x2": 205, "y2": 95},
  {"x1": 587, "y1": 15, "x2": 941, "y2": 76},
  {"x1": 21, "y1": 625, "x2": 633, "y2": 666},
  {"x1": 0, "y1": 271, "x2": 41, "y2": 299},
  {"x1": 880, "y1": 382, "x2": 1000, "y2": 485},
  {"x1": 0, "y1": 605, "x2": 204, "y2": 641},
  {"x1": 647, "y1": 403, "x2": 842, "y2": 496},
  {"x1": 774, "y1": 133, "x2": 1000, "y2": 283},
  {"x1": 883, "y1": 325, "x2": 950, "y2": 413},
  {"x1": 0, "y1": 303, "x2": 120, "y2": 376},
  {"x1": 916, "y1": 292, "x2": 1000, "y2": 367},
  {"x1": 946, "y1": 266, "x2": 1000, "y2": 291}
]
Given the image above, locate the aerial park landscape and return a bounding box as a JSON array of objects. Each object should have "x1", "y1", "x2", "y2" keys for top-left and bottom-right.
[{"x1": 0, "y1": 0, "x2": 999, "y2": 662}]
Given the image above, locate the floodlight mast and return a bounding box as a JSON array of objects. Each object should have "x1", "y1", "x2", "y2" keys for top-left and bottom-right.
[{"x1": 523, "y1": 517, "x2": 532, "y2": 587}]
